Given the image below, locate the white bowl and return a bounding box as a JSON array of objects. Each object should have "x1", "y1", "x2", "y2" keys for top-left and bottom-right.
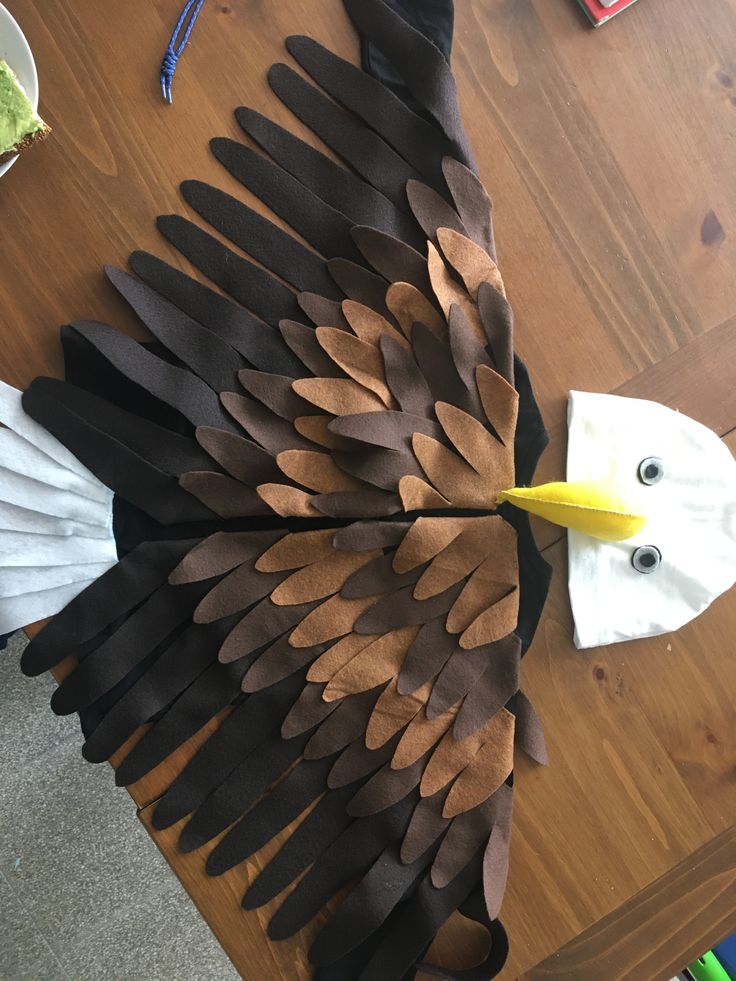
[{"x1": 0, "y1": 2, "x2": 40, "y2": 178}]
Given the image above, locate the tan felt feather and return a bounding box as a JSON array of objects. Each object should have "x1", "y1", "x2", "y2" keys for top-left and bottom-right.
[
  {"x1": 323, "y1": 625, "x2": 419, "y2": 701},
  {"x1": 308, "y1": 632, "x2": 378, "y2": 683},
  {"x1": 365, "y1": 678, "x2": 432, "y2": 749},
  {"x1": 276, "y1": 449, "x2": 367, "y2": 493},
  {"x1": 413, "y1": 516, "x2": 501, "y2": 600},
  {"x1": 292, "y1": 377, "x2": 386, "y2": 415},
  {"x1": 446, "y1": 553, "x2": 517, "y2": 634},
  {"x1": 426, "y1": 242, "x2": 486, "y2": 346},
  {"x1": 315, "y1": 327, "x2": 395, "y2": 407},
  {"x1": 411, "y1": 433, "x2": 490, "y2": 507},
  {"x1": 289, "y1": 593, "x2": 377, "y2": 648},
  {"x1": 294, "y1": 416, "x2": 353, "y2": 450},
  {"x1": 476, "y1": 364, "x2": 519, "y2": 448},
  {"x1": 385, "y1": 281, "x2": 446, "y2": 340},
  {"x1": 458, "y1": 588, "x2": 519, "y2": 650},
  {"x1": 421, "y1": 708, "x2": 509, "y2": 800},
  {"x1": 391, "y1": 705, "x2": 457, "y2": 770},
  {"x1": 398, "y1": 475, "x2": 451, "y2": 511},
  {"x1": 434, "y1": 402, "x2": 510, "y2": 481},
  {"x1": 341, "y1": 300, "x2": 411, "y2": 352},
  {"x1": 271, "y1": 550, "x2": 379, "y2": 606},
  {"x1": 256, "y1": 483, "x2": 321, "y2": 517},
  {"x1": 443, "y1": 710, "x2": 515, "y2": 817},
  {"x1": 392, "y1": 516, "x2": 469, "y2": 574},
  {"x1": 170, "y1": 530, "x2": 281, "y2": 584},
  {"x1": 436, "y1": 227, "x2": 505, "y2": 298},
  {"x1": 255, "y1": 529, "x2": 336, "y2": 572}
]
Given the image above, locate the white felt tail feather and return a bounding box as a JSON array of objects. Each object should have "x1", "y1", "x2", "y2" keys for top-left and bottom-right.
[{"x1": 0, "y1": 383, "x2": 117, "y2": 635}]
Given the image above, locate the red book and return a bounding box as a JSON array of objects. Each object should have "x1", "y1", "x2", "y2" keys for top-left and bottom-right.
[{"x1": 576, "y1": 0, "x2": 641, "y2": 26}]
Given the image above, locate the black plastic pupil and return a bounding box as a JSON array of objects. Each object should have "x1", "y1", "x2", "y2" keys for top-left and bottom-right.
[
  {"x1": 639, "y1": 552, "x2": 656, "y2": 568},
  {"x1": 644, "y1": 464, "x2": 659, "y2": 480}
]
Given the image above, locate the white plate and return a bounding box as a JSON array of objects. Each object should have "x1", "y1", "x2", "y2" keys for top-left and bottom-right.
[{"x1": 0, "y1": 2, "x2": 39, "y2": 178}]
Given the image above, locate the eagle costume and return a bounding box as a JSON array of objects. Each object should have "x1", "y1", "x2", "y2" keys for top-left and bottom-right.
[{"x1": 1, "y1": 2, "x2": 734, "y2": 978}]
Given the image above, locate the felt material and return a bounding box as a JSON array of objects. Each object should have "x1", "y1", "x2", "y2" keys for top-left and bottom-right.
[
  {"x1": 242, "y1": 636, "x2": 328, "y2": 693},
  {"x1": 193, "y1": 559, "x2": 284, "y2": 623},
  {"x1": 442, "y1": 158, "x2": 495, "y2": 259},
  {"x1": 271, "y1": 550, "x2": 378, "y2": 606},
  {"x1": 386, "y1": 282, "x2": 446, "y2": 339},
  {"x1": 158, "y1": 214, "x2": 303, "y2": 327},
  {"x1": 420, "y1": 710, "x2": 510, "y2": 801},
  {"x1": 398, "y1": 476, "x2": 451, "y2": 510},
  {"x1": 323, "y1": 626, "x2": 419, "y2": 701},
  {"x1": 355, "y1": 581, "x2": 463, "y2": 635},
  {"x1": 281, "y1": 319, "x2": 344, "y2": 377},
  {"x1": 334, "y1": 521, "x2": 410, "y2": 551},
  {"x1": 305, "y1": 688, "x2": 380, "y2": 759},
  {"x1": 282, "y1": 681, "x2": 339, "y2": 738},
  {"x1": 295, "y1": 415, "x2": 353, "y2": 450},
  {"x1": 20, "y1": 539, "x2": 193, "y2": 675},
  {"x1": 482, "y1": 786, "x2": 514, "y2": 920},
  {"x1": 343, "y1": 301, "x2": 410, "y2": 352},
  {"x1": 447, "y1": 306, "x2": 493, "y2": 391},
  {"x1": 220, "y1": 392, "x2": 314, "y2": 453},
  {"x1": 351, "y1": 226, "x2": 431, "y2": 296},
  {"x1": 114, "y1": 658, "x2": 246, "y2": 786},
  {"x1": 409, "y1": 324, "x2": 471, "y2": 412},
  {"x1": 431, "y1": 794, "x2": 498, "y2": 889},
  {"x1": 436, "y1": 228, "x2": 504, "y2": 299},
  {"x1": 426, "y1": 244, "x2": 485, "y2": 346},
  {"x1": 268, "y1": 63, "x2": 420, "y2": 210},
  {"x1": 290, "y1": 594, "x2": 377, "y2": 648},
  {"x1": 400, "y1": 788, "x2": 450, "y2": 864},
  {"x1": 476, "y1": 365, "x2": 518, "y2": 446},
  {"x1": 179, "y1": 472, "x2": 272, "y2": 518},
  {"x1": 477, "y1": 284, "x2": 513, "y2": 385},
  {"x1": 406, "y1": 179, "x2": 467, "y2": 244},
  {"x1": 195, "y1": 427, "x2": 281, "y2": 486},
  {"x1": 398, "y1": 618, "x2": 457, "y2": 695},
  {"x1": 443, "y1": 711, "x2": 515, "y2": 818},
  {"x1": 380, "y1": 335, "x2": 433, "y2": 415},
  {"x1": 309, "y1": 842, "x2": 435, "y2": 966},
  {"x1": 328, "y1": 732, "x2": 401, "y2": 790},
  {"x1": 276, "y1": 449, "x2": 369, "y2": 494},
  {"x1": 235, "y1": 106, "x2": 423, "y2": 250},
  {"x1": 293, "y1": 377, "x2": 386, "y2": 416},
  {"x1": 211, "y1": 137, "x2": 361, "y2": 264},
  {"x1": 316, "y1": 327, "x2": 394, "y2": 406},
  {"x1": 106, "y1": 265, "x2": 245, "y2": 391},
  {"x1": 129, "y1": 251, "x2": 303, "y2": 377},
  {"x1": 267, "y1": 792, "x2": 418, "y2": 940},
  {"x1": 288, "y1": 35, "x2": 451, "y2": 189},
  {"x1": 512, "y1": 690, "x2": 549, "y2": 766},
  {"x1": 242, "y1": 784, "x2": 356, "y2": 910},
  {"x1": 392, "y1": 706, "x2": 457, "y2": 770},
  {"x1": 342, "y1": 552, "x2": 422, "y2": 599},
  {"x1": 219, "y1": 598, "x2": 319, "y2": 663},
  {"x1": 206, "y1": 754, "x2": 337, "y2": 875},
  {"x1": 256, "y1": 528, "x2": 337, "y2": 571},
  {"x1": 317, "y1": 489, "x2": 401, "y2": 520},
  {"x1": 428, "y1": 637, "x2": 520, "y2": 721},
  {"x1": 297, "y1": 295, "x2": 351, "y2": 332},
  {"x1": 327, "y1": 259, "x2": 393, "y2": 321},
  {"x1": 453, "y1": 650, "x2": 520, "y2": 741},
  {"x1": 347, "y1": 753, "x2": 428, "y2": 817},
  {"x1": 365, "y1": 678, "x2": 432, "y2": 749},
  {"x1": 237, "y1": 369, "x2": 312, "y2": 421},
  {"x1": 330, "y1": 411, "x2": 443, "y2": 452},
  {"x1": 309, "y1": 633, "x2": 379, "y2": 684},
  {"x1": 181, "y1": 180, "x2": 340, "y2": 299},
  {"x1": 257, "y1": 483, "x2": 321, "y2": 517}
]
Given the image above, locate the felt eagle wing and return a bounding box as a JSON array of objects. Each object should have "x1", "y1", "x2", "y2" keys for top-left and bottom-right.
[{"x1": 10, "y1": 4, "x2": 549, "y2": 976}]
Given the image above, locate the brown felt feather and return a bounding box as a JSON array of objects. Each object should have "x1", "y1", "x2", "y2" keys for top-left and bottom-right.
[
  {"x1": 365, "y1": 678, "x2": 432, "y2": 749},
  {"x1": 315, "y1": 327, "x2": 395, "y2": 407},
  {"x1": 443, "y1": 710, "x2": 515, "y2": 817},
  {"x1": 276, "y1": 449, "x2": 367, "y2": 493},
  {"x1": 293, "y1": 415, "x2": 353, "y2": 450},
  {"x1": 271, "y1": 549, "x2": 379, "y2": 606},
  {"x1": 342, "y1": 299, "x2": 411, "y2": 351},
  {"x1": 323, "y1": 625, "x2": 419, "y2": 701},
  {"x1": 426, "y1": 242, "x2": 485, "y2": 345},
  {"x1": 436, "y1": 227, "x2": 504, "y2": 298},
  {"x1": 289, "y1": 594, "x2": 377, "y2": 648},
  {"x1": 292, "y1": 377, "x2": 386, "y2": 415},
  {"x1": 385, "y1": 281, "x2": 445, "y2": 340},
  {"x1": 256, "y1": 483, "x2": 321, "y2": 517},
  {"x1": 179, "y1": 472, "x2": 271, "y2": 518},
  {"x1": 169, "y1": 530, "x2": 282, "y2": 584}
]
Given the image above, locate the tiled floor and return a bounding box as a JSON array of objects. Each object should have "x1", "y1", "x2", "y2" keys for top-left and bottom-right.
[{"x1": 0, "y1": 633, "x2": 239, "y2": 981}]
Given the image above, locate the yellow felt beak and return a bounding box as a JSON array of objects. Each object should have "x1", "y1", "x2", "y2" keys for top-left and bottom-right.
[{"x1": 498, "y1": 479, "x2": 648, "y2": 542}]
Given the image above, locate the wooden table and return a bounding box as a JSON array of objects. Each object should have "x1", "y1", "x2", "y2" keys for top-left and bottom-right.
[{"x1": 4, "y1": 0, "x2": 735, "y2": 978}]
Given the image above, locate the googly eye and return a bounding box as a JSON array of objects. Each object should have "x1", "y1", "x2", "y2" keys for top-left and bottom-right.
[
  {"x1": 632, "y1": 545, "x2": 661, "y2": 574},
  {"x1": 638, "y1": 457, "x2": 664, "y2": 485}
]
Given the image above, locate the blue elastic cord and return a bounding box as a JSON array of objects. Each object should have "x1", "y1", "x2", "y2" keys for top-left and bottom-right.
[{"x1": 160, "y1": 0, "x2": 205, "y2": 104}]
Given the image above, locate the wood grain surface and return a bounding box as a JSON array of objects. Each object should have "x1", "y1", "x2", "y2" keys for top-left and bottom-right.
[{"x1": 4, "y1": 0, "x2": 736, "y2": 978}]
